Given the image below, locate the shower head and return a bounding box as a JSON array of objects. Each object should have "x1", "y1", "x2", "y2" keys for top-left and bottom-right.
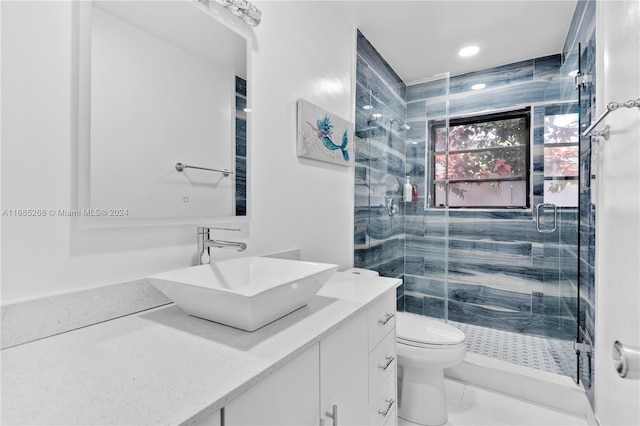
[{"x1": 390, "y1": 118, "x2": 410, "y2": 131}]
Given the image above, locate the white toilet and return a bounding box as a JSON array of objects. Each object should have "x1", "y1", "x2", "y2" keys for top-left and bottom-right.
[{"x1": 396, "y1": 311, "x2": 467, "y2": 426}]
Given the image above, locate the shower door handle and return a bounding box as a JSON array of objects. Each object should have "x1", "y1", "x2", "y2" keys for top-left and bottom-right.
[{"x1": 536, "y1": 203, "x2": 557, "y2": 233}]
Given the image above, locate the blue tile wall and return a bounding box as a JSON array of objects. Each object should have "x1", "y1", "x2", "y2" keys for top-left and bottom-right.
[
  {"x1": 405, "y1": 56, "x2": 569, "y2": 333},
  {"x1": 368, "y1": 46, "x2": 586, "y2": 345},
  {"x1": 354, "y1": 0, "x2": 595, "y2": 385},
  {"x1": 235, "y1": 76, "x2": 247, "y2": 216}
]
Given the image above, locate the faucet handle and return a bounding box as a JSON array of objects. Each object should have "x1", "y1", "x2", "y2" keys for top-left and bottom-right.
[{"x1": 197, "y1": 226, "x2": 246, "y2": 265}]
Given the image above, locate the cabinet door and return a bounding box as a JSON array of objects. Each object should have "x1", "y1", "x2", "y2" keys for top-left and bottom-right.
[
  {"x1": 225, "y1": 344, "x2": 320, "y2": 425},
  {"x1": 320, "y1": 311, "x2": 369, "y2": 426}
]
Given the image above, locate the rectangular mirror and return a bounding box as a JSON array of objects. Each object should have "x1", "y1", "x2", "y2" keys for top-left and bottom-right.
[{"x1": 76, "y1": 0, "x2": 248, "y2": 224}]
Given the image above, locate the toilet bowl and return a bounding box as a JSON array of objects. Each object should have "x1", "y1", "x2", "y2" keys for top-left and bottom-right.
[{"x1": 396, "y1": 312, "x2": 466, "y2": 426}]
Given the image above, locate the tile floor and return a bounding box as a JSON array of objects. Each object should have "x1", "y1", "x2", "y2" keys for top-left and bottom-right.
[
  {"x1": 450, "y1": 321, "x2": 568, "y2": 376},
  {"x1": 398, "y1": 379, "x2": 588, "y2": 426}
]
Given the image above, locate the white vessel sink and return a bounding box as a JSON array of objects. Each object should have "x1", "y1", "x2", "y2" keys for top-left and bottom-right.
[{"x1": 147, "y1": 257, "x2": 338, "y2": 331}]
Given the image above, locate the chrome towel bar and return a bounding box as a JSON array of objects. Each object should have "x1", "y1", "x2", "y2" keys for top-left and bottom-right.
[
  {"x1": 582, "y1": 98, "x2": 640, "y2": 140},
  {"x1": 175, "y1": 162, "x2": 232, "y2": 177}
]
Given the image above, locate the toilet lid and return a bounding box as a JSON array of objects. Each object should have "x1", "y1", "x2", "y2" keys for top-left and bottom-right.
[{"x1": 396, "y1": 312, "x2": 465, "y2": 346}]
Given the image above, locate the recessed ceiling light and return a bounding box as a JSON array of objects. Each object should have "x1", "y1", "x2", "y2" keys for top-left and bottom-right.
[
  {"x1": 363, "y1": 104, "x2": 373, "y2": 110},
  {"x1": 372, "y1": 113, "x2": 382, "y2": 118},
  {"x1": 568, "y1": 70, "x2": 579, "y2": 77},
  {"x1": 471, "y1": 83, "x2": 486, "y2": 90},
  {"x1": 459, "y1": 45, "x2": 480, "y2": 57}
]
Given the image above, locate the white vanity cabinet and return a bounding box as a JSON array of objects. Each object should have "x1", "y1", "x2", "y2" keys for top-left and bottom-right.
[
  {"x1": 1, "y1": 273, "x2": 400, "y2": 425},
  {"x1": 223, "y1": 345, "x2": 321, "y2": 425},
  {"x1": 367, "y1": 290, "x2": 398, "y2": 425},
  {"x1": 320, "y1": 311, "x2": 369, "y2": 425},
  {"x1": 223, "y1": 312, "x2": 368, "y2": 426},
  {"x1": 222, "y1": 288, "x2": 398, "y2": 426}
]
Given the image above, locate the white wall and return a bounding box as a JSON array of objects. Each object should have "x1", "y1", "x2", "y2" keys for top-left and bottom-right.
[
  {"x1": 248, "y1": 1, "x2": 357, "y2": 266},
  {"x1": 1, "y1": 1, "x2": 357, "y2": 302},
  {"x1": 594, "y1": 0, "x2": 640, "y2": 424}
]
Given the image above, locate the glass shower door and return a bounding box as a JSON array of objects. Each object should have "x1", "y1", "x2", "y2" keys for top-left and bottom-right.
[
  {"x1": 353, "y1": 60, "x2": 408, "y2": 285},
  {"x1": 540, "y1": 49, "x2": 582, "y2": 382},
  {"x1": 411, "y1": 72, "x2": 450, "y2": 319}
]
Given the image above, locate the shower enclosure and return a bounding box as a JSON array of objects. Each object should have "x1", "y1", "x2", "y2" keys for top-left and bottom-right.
[{"x1": 355, "y1": 29, "x2": 593, "y2": 384}]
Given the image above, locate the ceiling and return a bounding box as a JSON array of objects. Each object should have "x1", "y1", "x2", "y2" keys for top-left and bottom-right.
[{"x1": 355, "y1": 1, "x2": 578, "y2": 83}]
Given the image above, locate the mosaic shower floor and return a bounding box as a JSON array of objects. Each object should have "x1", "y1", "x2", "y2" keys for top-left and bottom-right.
[{"x1": 450, "y1": 320, "x2": 569, "y2": 376}]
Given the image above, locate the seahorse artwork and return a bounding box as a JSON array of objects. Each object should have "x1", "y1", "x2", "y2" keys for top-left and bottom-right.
[{"x1": 306, "y1": 115, "x2": 350, "y2": 162}]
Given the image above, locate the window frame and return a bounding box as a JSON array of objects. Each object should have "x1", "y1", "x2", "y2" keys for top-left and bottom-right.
[
  {"x1": 428, "y1": 107, "x2": 532, "y2": 209},
  {"x1": 541, "y1": 104, "x2": 580, "y2": 207}
]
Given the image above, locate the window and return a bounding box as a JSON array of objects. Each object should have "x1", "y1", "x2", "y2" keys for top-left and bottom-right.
[
  {"x1": 429, "y1": 108, "x2": 531, "y2": 208},
  {"x1": 543, "y1": 111, "x2": 579, "y2": 207}
]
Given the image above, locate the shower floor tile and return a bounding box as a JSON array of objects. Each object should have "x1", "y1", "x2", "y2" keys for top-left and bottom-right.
[{"x1": 450, "y1": 320, "x2": 568, "y2": 376}]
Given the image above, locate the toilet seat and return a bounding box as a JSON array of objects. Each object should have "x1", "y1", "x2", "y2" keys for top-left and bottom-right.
[{"x1": 396, "y1": 312, "x2": 465, "y2": 348}]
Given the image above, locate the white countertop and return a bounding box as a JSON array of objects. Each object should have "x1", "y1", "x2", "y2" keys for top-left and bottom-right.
[{"x1": 1, "y1": 272, "x2": 400, "y2": 425}]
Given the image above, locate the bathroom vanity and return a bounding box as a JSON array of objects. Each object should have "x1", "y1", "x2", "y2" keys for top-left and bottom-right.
[{"x1": 0, "y1": 272, "x2": 400, "y2": 425}]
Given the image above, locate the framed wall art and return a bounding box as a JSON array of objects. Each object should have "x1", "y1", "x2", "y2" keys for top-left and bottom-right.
[{"x1": 296, "y1": 99, "x2": 354, "y2": 167}]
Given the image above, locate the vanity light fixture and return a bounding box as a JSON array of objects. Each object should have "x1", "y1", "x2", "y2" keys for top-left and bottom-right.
[
  {"x1": 471, "y1": 83, "x2": 486, "y2": 90},
  {"x1": 458, "y1": 45, "x2": 480, "y2": 57},
  {"x1": 199, "y1": 0, "x2": 262, "y2": 27}
]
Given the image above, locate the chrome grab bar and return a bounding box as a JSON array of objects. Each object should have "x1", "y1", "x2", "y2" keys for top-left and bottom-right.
[
  {"x1": 582, "y1": 98, "x2": 640, "y2": 139},
  {"x1": 535, "y1": 203, "x2": 557, "y2": 234},
  {"x1": 175, "y1": 162, "x2": 232, "y2": 177}
]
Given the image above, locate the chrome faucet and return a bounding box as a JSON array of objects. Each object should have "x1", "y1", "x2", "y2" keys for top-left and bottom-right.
[{"x1": 198, "y1": 227, "x2": 247, "y2": 264}]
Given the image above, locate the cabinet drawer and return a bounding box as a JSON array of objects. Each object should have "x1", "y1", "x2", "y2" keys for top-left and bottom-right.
[
  {"x1": 368, "y1": 330, "x2": 396, "y2": 398},
  {"x1": 368, "y1": 290, "x2": 396, "y2": 350},
  {"x1": 368, "y1": 370, "x2": 397, "y2": 426}
]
